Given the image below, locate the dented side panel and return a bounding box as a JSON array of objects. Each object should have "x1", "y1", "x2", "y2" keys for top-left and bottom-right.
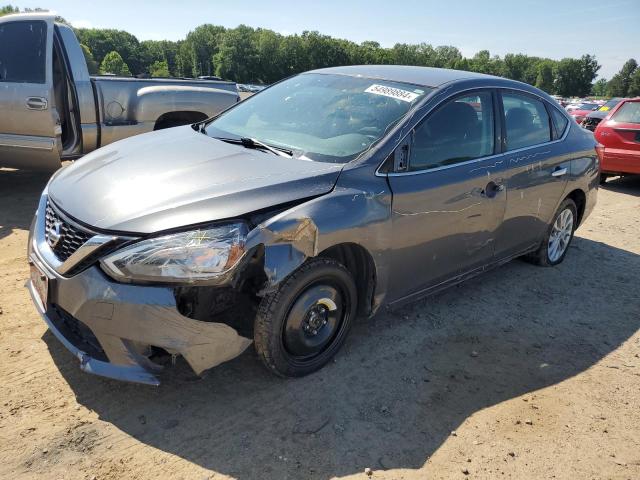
[
  {"x1": 245, "y1": 165, "x2": 394, "y2": 313},
  {"x1": 386, "y1": 155, "x2": 509, "y2": 301}
]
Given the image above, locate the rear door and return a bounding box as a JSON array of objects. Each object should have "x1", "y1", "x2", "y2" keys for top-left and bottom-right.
[
  {"x1": 598, "y1": 100, "x2": 640, "y2": 174},
  {"x1": 0, "y1": 17, "x2": 61, "y2": 169},
  {"x1": 386, "y1": 90, "x2": 508, "y2": 303},
  {"x1": 493, "y1": 90, "x2": 570, "y2": 260}
]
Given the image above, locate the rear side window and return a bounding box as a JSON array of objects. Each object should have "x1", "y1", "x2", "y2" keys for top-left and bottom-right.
[
  {"x1": 0, "y1": 21, "x2": 47, "y2": 83},
  {"x1": 408, "y1": 91, "x2": 495, "y2": 171},
  {"x1": 612, "y1": 102, "x2": 640, "y2": 124},
  {"x1": 502, "y1": 92, "x2": 552, "y2": 151},
  {"x1": 550, "y1": 106, "x2": 569, "y2": 139}
]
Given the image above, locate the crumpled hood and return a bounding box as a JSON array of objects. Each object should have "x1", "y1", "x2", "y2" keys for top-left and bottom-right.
[{"x1": 48, "y1": 126, "x2": 343, "y2": 233}]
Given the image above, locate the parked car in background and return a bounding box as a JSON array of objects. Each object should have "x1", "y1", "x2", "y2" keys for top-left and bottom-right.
[
  {"x1": 595, "y1": 97, "x2": 640, "y2": 182},
  {"x1": 582, "y1": 98, "x2": 625, "y2": 131},
  {"x1": 27, "y1": 65, "x2": 599, "y2": 385},
  {"x1": 238, "y1": 83, "x2": 267, "y2": 93},
  {"x1": 567, "y1": 102, "x2": 599, "y2": 124},
  {"x1": 0, "y1": 13, "x2": 240, "y2": 170}
]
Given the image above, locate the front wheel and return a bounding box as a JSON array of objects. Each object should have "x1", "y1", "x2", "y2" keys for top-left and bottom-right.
[
  {"x1": 254, "y1": 257, "x2": 357, "y2": 377},
  {"x1": 526, "y1": 198, "x2": 577, "y2": 267}
]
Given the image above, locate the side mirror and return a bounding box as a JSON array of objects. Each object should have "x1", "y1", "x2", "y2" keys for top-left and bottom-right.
[{"x1": 393, "y1": 135, "x2": 411, "y2": 173}]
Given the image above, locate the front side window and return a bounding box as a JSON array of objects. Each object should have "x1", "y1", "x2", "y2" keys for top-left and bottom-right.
[
  {"x1": 408, "y1": 91, "x2": 495, "y2": 171},
  {"x1": 206, "y1": 73, "x2": 430, "y2": 163},
  {"x1": 0, "y1": 21, "x2": 47, "y2": 83},
  {"x1": 612, "y1": 102, "x2": 640, "y2": 124},
  {"x1": 502, "y1": 92, "x2": 552, "y2": 151}
]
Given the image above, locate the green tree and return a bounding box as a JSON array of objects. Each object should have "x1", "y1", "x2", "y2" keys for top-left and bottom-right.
[
  {"x1": 470, "y1": 50, "x2": 503, "y2": 76},
  {"x1": 0, "y1": 5, "x2": 19, "y2": 16},
  {"x1": 629, "y1": 69, "x2": 640, "y2": 97},
  {"x1": 592, "y1": 78, "x2": 608, "y2": 97},
  {"x1": 607, "y1": 59, "x2": 637, "y2": 96},
  {"x1": 214, "y1": 25, "x2": 259, "y2": 82},
  {"x1": 1, "y1": 5, "x2": 67, "y2": 22},
  {"x1": 141, "y1": 40, "x2": 179, "y2": 76},
  {"x1": 554, "y1": 55, "x2": 600, "y2": 97},
  {"x1": 99, "y1": 50, "x2": 131, "y2": 76},
  {"x1": 502, "y1": 53, "x2": 531, "y2": 82},
  {"x1": 535, "y1": 60, "x2": 555, "y2": 93},
  {"x1": 185, "y1": 24, "x2": 226, "y2": 77},
  {"x1": 149, "y1": 60, "x2": 170, "y2": 77},
  {"x1": 76, "y1": 28, "x2": 143, "y2": 74},
  {"x1": 80, "y1": 44, "x2": 98, "y2": 74}
]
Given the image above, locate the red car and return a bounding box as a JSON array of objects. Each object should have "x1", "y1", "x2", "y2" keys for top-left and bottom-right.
[
  {"x1": 568, "y1": 102, "x2": 599, "y2": 124},
  {"x1": 594, "y1": 98, "x2": 640, "y2": 182}
]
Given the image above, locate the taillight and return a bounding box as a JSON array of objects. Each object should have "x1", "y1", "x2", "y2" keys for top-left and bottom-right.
[{"x1": 595, "y1": 143, "x2": 605, "y2": 165}]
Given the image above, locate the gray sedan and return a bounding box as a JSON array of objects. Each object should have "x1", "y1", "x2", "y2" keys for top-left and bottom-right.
[{"x1": 27, "y1": 65, "x2": 599, "y2": 385}]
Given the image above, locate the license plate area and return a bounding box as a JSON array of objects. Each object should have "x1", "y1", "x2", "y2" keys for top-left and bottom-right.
[{"x1": 30, "y1": 262, "x2": 49, "y2": 309}]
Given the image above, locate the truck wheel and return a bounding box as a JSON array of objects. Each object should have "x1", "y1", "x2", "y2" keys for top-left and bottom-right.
[
  {"x1": 526, "y1": 198, "x2": 577, "y2": 267},
  {"x1": 254, "y1": 257, "x2": 357, "y2": 377}
]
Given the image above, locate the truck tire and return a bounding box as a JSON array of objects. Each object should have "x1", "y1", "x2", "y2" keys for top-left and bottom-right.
[{"x1": 254, "y1": 257, "x2": 357, "y2": 377}]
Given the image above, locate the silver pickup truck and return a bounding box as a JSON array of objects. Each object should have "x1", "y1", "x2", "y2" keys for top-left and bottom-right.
[{"x1": 0, "y1": 13, "x2": 240, "y2": 170}]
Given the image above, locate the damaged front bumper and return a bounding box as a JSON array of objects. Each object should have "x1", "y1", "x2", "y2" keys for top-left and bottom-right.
[{"x1": 28, "y1": 236, "x2": 252, "y2": 386}]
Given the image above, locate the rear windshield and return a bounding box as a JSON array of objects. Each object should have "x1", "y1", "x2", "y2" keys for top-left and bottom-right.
[
  {"x1": 206, "y1": 73, "x2": 431, "y2": 163},
  {"x1": 598, "y1": 99, "x2": 619, "y2": 111},
  {"x1": 612, "y1": 102, "x2": 640, "y2": 124},
  {"x1": 578, "y1": 103, "x2": 598, "y2": 111}
]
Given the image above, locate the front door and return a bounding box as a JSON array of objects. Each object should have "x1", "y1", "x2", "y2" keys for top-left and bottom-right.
[
  {"x1": 386, "y1": 90, "x2": 507, "y2": 303},
  {"x1": 0, "y1": 17, "x2": 61, "y2": 169}
]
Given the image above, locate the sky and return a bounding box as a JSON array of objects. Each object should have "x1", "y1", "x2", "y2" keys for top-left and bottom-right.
[{"x1": 13, "y1": 0, "x2": 640, "y2": 79}]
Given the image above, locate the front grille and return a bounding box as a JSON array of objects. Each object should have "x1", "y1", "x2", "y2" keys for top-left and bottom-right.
[
  {"x1": 582, "y1": 117, "x2": 602, "y2": 132},
  {"x1": 45, "y1": 201, "x2": 94, "y2": 261},
  {"x1": 50, "y1": 304, "x2": 107, "y2": 361}
]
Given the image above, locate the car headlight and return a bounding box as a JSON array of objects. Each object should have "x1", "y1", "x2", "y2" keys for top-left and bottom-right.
[{"x1": 100, "y1": 223, "x2": 248, "y2": 284}]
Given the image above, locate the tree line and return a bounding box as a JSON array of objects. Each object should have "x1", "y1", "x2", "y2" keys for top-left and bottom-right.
[{"x1": 2, "y1": 5, "x2": 639, "y2": 97}]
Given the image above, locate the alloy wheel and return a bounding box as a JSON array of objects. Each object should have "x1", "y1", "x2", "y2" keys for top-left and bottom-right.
[{"x1": 548, "y1": 208, "x2": 574, "y2": 262}]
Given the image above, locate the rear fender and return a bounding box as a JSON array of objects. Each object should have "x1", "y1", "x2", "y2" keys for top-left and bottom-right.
[{"x1": 132, "y1": 86, "x2": 238, "y2": 124}]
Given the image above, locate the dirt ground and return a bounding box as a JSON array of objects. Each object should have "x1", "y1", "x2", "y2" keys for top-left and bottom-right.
[{"x1": 1, "y1": 167, "x2": 639, "y2": 480}]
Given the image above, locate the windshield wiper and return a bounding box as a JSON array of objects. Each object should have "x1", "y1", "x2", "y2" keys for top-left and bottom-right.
[
  {"x1": 240, "y1": 137, "x2": 293, "y2": 158},
  {"x1": 211, "y1": 135, "x2": 293, "y2": 158}
]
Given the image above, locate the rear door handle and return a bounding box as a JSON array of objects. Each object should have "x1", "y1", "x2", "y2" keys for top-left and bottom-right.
[
  {"x1": 551, "y1": 167, "x2": 567, "y2": 177},
  {"x1": 26, "y1": 97, "x2": 48, "y2": 110}
]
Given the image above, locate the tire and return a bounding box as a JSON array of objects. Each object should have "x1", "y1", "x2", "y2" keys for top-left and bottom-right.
[
  {"x1": 526, "y1": 198, "x2": 578, "y2": 267},
  {"x1": 254, "y1": 257, "x2": 357, "y2": 377},
  {"x1": 600, "y1": 174, "x2": 608, "y2": 185}
]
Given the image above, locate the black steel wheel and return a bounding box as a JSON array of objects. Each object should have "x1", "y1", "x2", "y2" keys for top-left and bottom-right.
[{"x1": 254, "y1": 257, "x2": 357, "y2": 377}]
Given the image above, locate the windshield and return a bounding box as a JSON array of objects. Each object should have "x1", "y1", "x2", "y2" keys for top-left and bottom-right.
[
  {"x1": 205, "y1": 73, "x2": 431, "y2": 163},
  {"x1": 598, "y1": 99, "x2": 620, "y2": 111},
  {"x1": 577, "y1": 103, "x2": 598, "y2": 111}
]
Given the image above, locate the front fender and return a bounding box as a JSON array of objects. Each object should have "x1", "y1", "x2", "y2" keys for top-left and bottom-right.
[{"x1": 244, "y1": 166, "x2": 393, "y2": 311}]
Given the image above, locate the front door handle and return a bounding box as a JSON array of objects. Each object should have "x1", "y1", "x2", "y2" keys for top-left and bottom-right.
[
  {"x1": 26, "y1": 97, "x2": 48, "y2": 110},
  {"x1": 551, "y1": 167, "x2": 568, "y2": 177},
  {"x1": 482, "y1": 181, "x2": 504, "y2": 198}
]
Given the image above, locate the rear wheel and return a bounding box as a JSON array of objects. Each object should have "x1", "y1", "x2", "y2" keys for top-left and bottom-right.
[
  {"x1": 526, "y1": 198, "x2": 577, "y2": 267},
  {"x1": 600, "y1": 174, "x2": 609, "y2": 185},
  {"x1": 254, "y1": 257, "x2": 357, "y2": 377}
]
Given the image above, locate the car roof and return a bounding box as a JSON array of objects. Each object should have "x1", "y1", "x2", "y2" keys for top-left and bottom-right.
[
  {"x1": 307, "y1": 65, "x2": 500, "y2": 88},
  {"x1": 0, "y1": 12, "x2": 56, "y2": 22}
]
